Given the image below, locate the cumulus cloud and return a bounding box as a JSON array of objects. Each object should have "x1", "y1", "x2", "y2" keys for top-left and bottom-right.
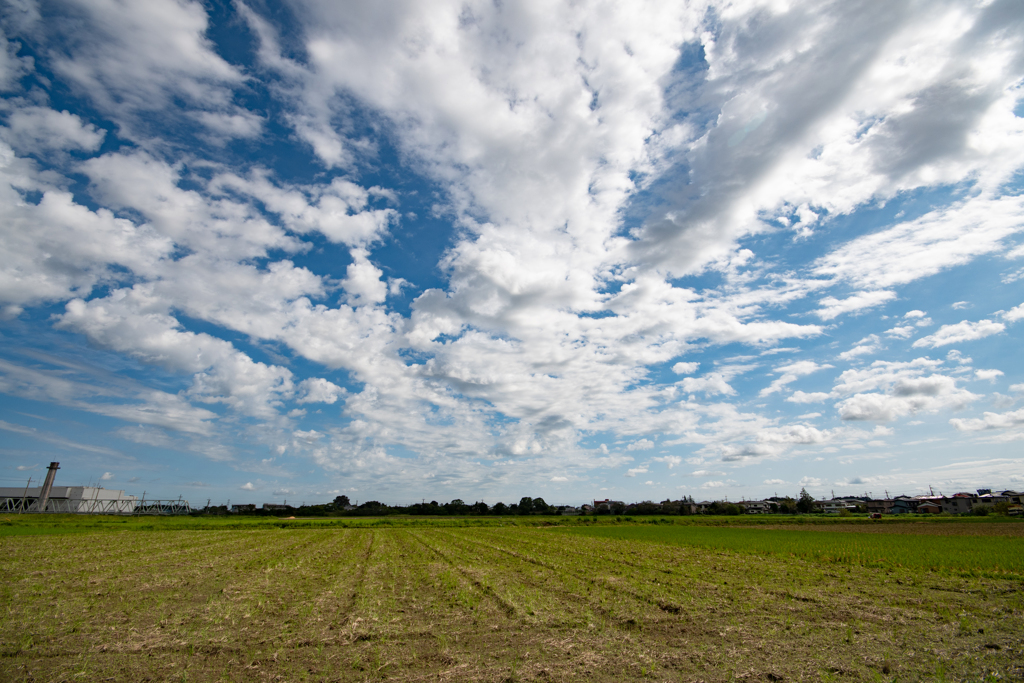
[
  {"x1": 832, "y1": 359, "x2": 980, "y2": 422},
  {"x1": 950, "y1": 408, "x2": 1024, "y2": 432},
  {"x1": 975, "y1": 369, "x2": 1004, "y2": 382},
  {"x1": 296, "y1": 378, "x2": 345, "y2": 405},
  {"x1": 884, "y1": 326, "x2": 915, "y2": 339},
  {"x1": 0, "y1": 0, "x2": 1022, "y2": 500},
  {"x1": 1, "y1": 107, "x2": 106, "y2": 154},
  {"x1": 672, "y1": 361, "x2": 699, "y2": 375},
  {"x1": 912, "y1": 319, "x2": 1005, "y2": 348},
  {"x1": 838, "y1": 335, "x2": 881, "y2": 361},
  {"x1": 1003, "y1": 303, "x2": 1024, "y2": 322},
  {"x1": 815, "y1": 291, "x2": 896, "y2": 321}
]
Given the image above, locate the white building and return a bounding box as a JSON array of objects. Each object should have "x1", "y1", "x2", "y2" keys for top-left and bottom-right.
[{"x1": 0, "y1": 486, "x2": 138, "y2": 514}]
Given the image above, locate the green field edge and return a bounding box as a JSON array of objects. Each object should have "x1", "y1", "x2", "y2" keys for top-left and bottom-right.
[
  {"x1": 3, "y1": 512, "x2": 1023, "y2": 536},
  {"x1": 552, "y1": 524, "x2": 1024, "y2": 582}
]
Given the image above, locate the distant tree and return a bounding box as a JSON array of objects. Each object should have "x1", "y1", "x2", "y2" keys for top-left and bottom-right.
[
  {"x1": 333, "y1": 495, "x2": 350, "y2": 507},
  {"x1": 532, "y1": 497, "x2": 549, "y2": 514},
  {"x1": 518, "y1": 497, "x2": 534, "y2": 514},
  {"x1": 796, "y1": 488, "x2": 815, "y2": 514},
  {"x1": 354, "y1": 500, "x2": 389, "y2": 516},
  {"x1": 632, "y1": 500, "x2": 661, "y2": 515},
  {"x1": 778, "y1": 498, "x2": 798, "y2": 514},
  {"x1": 993, "y1": 501, "x2": 1011, "y2": 516},
  {"x1": 973, "y1": 504, "x2": 992, "y2": 517},
  {"x1": 444, "y1": 499, "x2": 468, "y2": 514},
  {"x1": 610, "y1": 501, "x2": 627, "y2": 515},
  {"x1": 708, "y1": 501, "x2": 742, "y2": 516},
  {"x1": 472, "y1": 501, "x2": 489, "y2": 515},
  {"x1": 492, "y1": 502, "x2": 508, "y2": 515}
]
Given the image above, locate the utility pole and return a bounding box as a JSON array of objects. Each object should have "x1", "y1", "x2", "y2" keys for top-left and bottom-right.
[{"x1": 19, "y1": 477, "x2": 31, "y2": 514}]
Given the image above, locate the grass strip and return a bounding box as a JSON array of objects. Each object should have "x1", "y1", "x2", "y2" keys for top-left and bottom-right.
[{"x1": 554, "y1": 525, "x2": 1024, "y2": 578}]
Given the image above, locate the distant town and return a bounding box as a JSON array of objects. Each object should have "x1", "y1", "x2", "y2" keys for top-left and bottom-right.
[
  {"x1": 3, "y1": 465, "x2": 1021, "y2": 518},
  {"x1": 208, "y1": 487, "x2": 1023, "y2": 517}
]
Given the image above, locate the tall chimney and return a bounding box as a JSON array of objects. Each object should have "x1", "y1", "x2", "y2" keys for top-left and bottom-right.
[{"x1": 35, "y1": 462, "x2": 60, "y2": 512}]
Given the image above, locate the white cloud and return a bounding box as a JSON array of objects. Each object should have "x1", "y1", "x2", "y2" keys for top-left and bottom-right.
[
  {"x1": 100, "y1": 472, "x2": 114, "y2": 481},
  {"x1": 0, "y1": 0, "x2": 1022, "y2": 500},
  {"x1": 815, "y1": 291, "x2": 896, "y2": 321},
  {"x1": 550, "y1": 476, "x2": 568, "y2": 482},
  {"x1": 950, "y1": 408, "x2": 1024, "y2": 432},
  {"x1": 296, "y1": 378, "x2": 345, "y2": 405},
  {"x1": 912, "y1": 319, "x2": 1005, "y2": 348},
  {"x1": 787, "y1": 391, "x2": 830, "y2": 404},
  {"x1": 672, "y1": 361, "x2": 699, "y2": 375},
  {"x1": 884, "y1": 326, "x2": 915, "y2": 339},
  {"x1": 1003, "y1": 303, "x2": 1024, "y2": 322},
  {"x1": 763, "y1": 478, "x2": 786, "y2": 486},
  {"x1": 240, "y1": 482, "x2": 256, "y2": 491},
  {"x1": 838, "y1": 335, "x2": 881, "y2": 360},
  {"x1": 836, "y1": 376, "x2": 978, "y2": 422},
  {"x1": 1, "y1": 107, "x2": 106, "y2": 153},
  {"x1": 625, "y1": 466, "x2": 649, "y2": 478},
  {"x1": 760, "y1": 360, "x2": 833, "y2": 396},
  {"x1": 679, "y1": 373, "x2": 737, "y2": 396},
  {"x1": 946, "y1": 349, "x2": 972, "y2": 365},
  {"x1": 814, "y1": 196, "x2": 1024, "y2": 291},
  {"x1": 974, "y1": 369, "x2": 1004, "y2": 382},
  {"x1": 48, "y1": 0, "x2": 250, "y2": 143}
]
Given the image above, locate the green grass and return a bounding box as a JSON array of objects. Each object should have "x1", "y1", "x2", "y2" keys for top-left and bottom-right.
[{"x1": 555, "y1": 524, "x2": 1024, "y2": 577}]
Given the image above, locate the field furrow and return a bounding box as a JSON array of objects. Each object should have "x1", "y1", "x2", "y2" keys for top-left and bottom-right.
[{"x1": 1, "y1": 520, "x2": 1022, "y2": 682}]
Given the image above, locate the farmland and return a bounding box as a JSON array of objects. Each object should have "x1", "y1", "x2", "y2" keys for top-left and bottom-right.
[{"x1": 2, "y1": 517, "x2": 1023, "y2": 682}]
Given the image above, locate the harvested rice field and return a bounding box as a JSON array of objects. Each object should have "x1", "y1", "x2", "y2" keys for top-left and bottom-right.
[{"x1": 2, "y1": 518, "x2": 1023, "y2": 682}]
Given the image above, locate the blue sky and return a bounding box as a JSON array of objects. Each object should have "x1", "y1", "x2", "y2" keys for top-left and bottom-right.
[{"x1": 1, "y1": 0, "x2": 1023, "y2": 507}]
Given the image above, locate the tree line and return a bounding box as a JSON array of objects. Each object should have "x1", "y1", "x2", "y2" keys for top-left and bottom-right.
[{"x1": 202, "y1": 489, "x2": 822, "y2": 517}]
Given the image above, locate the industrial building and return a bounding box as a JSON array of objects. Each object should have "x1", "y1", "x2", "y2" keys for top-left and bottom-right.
[
  {"x1": 0, "y1": 484, "x2": 139, "y2": 513},
  {"x1": 0, "y1": 462, "x2": 190, "y2": 515}
]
